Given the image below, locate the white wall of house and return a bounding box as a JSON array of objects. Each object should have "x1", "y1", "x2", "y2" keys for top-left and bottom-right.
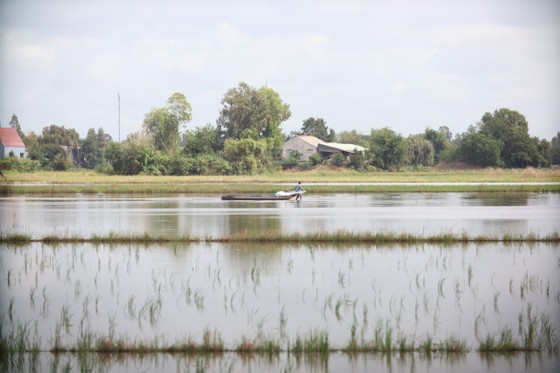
[
  {"x1": 282, "y1": 137, "x2": 319, "y2": 161},
  {"x1": 0, "y1": 145, "x2": 27, "y2": 158}
]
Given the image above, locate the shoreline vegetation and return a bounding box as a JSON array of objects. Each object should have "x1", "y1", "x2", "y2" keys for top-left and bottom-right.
[
  {"x1": 1, "y1": 322, "x2": 557, "y2": 355},
  {"x1": 0, "y1": 168, "x2": 559, "y2": 194},
  {"x1": 1, "y1": 230, "x2": 559, "y2": 244}
]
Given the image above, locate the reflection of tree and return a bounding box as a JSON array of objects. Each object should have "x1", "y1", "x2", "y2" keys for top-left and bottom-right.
[
  {"x1": 463, "y1": 192, "x2": 530, "y2": 207},
  {"x1": 226, "y1": 202, "x2": 283, "y2": 236},
  {"x1": 145, "y1": 200, "x2": 181, "y2": 233},
  {"x1": 219, "y1": 242, "x2": 285, "y2": 275}
]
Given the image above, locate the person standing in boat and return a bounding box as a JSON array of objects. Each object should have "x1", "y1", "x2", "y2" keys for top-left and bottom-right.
[{"x1": 295, "y1": 181, "x2": 304, "y2": 201}]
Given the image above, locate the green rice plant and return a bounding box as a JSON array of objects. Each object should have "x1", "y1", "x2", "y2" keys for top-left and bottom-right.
[
  {"x1": 346, "y1": 322, "x2": 359, "y2": 352},
  {"x1": 397, "y1": 335, "x2": 415, "y2": 352},
  {"x1": 289, "y1": 335, "x2": 303, "y2": 354},
  {"x1": 201, "y1": 327, "x2": 224, "y2": 352},
  {"x1": 60, "y1": 305, "x2": 72, "y2": 336},
  {"x1": 419, "y1": 335, "x2": 433, "y2": 354},
  {"x1": 539, "y1": 313, "x2": 558, "y2": 352},
  {"x1": 478, "y1": 328, "x2": 520, "y2": 352},
  {"x1": 0, "y1": 232, "x2": 31, "y2": 243},
  {"x1": 292, "y1": 329, "x2": 330, "y2": 354},
  {"x1": 435, "y1": 335, "x2": 467, "y2": 353}
]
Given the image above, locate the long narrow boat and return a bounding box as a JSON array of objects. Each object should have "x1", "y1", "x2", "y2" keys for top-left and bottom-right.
[{"x1": 221, "y1": 191, "x2": 305, "y2": 201}]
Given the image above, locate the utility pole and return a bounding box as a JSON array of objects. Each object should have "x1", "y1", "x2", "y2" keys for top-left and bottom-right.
[{"x1": 118, "y1": 92, "x2": 121, "y2": 142}]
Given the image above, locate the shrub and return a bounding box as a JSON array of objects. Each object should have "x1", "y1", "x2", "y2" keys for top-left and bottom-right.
[{"x1": 0, "y1": 157, "x2": 42, "y2": 172}]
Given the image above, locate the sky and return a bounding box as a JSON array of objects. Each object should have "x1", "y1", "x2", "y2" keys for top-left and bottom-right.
[{"x1": 1, "y1": 0, "x2": 559, "y2": 142}]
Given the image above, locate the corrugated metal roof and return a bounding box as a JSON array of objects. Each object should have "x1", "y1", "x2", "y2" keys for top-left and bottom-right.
[
  {"x1": 0, "y1": 128, "x2": 26, "y2": 147},
  {"x1": 319, "y1": 142, "x2": 366, "y2": 153}
]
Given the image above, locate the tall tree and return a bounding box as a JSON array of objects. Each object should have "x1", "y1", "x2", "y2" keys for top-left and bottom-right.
[
  {"x1": 407, "y1": 134, "x2": 434, "y2": 167},
  {"x1": 223, "y1": 138, "x2": 268, "y2": 174},
  {"x1": 424, "y1": 127, "x2": 450, "y2": 163},
  {"x1": 300, "y1": 117, "x2": 336, "y2": 142},
  {"x1": 551, "y1": 132, "x2": 560, "y2": 165},
  {"x1": 143, "y1": 92, "x2": 192, "y2": 152},
  {"x1": 183, "y1": 123, "x2": 221, "y2": 156},
  {"x1": 337, "y1": 130, "x2": 368, "y2": 147},
  {"x1": 478, "y1": 108, "x2": 537, "y2": 168},
  {"x1": 80, "y1": 127, "x2": 112, "y2": 169},
  {"x1": 41, "y1": 124, "x2": 80, "y2": 148},
  {"x1": 217, "y1": 82, "x2": 291, "y2": 157},
  {"x1": 368, "y1": 128, "x2": 407, "y2": 170},
  {"x1": 9, "y1": 114, "x2": 27, "y2": 145},
  {"x1": 455, "y1": 126, "x2": 500, "y2": 167}
]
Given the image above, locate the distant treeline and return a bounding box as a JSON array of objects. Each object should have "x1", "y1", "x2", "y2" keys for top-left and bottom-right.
[{"x1": 2, "y1": 82, "x2": 559, "y2": 175}]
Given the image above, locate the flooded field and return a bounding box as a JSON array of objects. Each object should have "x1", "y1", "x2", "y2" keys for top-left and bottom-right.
[
  {"x1": 1, "y1": 192, "x2": 559, "y2": 372},
  {"x1": 1, "y1": 192, "x2": 559, "y2": 238}
]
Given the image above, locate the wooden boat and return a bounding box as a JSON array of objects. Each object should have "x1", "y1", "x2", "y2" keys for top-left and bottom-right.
[{"x1": 221, "y1": 191, "x2": 305, "y2": 201}]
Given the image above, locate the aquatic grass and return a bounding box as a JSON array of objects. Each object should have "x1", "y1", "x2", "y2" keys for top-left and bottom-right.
[
  {"x1": 478, "y1": 328, "x2": 521, "y2": 352},
  {"x1": 0, "y1": 232, "x2": 31, "y2": 243},
  {"x1": 7, "y1": 229, "x2": 557, "y2": 244},
  {"x1": 434, "y1": 335, "x2": 468, "y2": 353}
]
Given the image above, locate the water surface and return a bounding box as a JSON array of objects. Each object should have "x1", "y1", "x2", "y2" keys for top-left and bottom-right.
[{"x1": 1, "y1": 192, "x2": 558, "y2": 238}]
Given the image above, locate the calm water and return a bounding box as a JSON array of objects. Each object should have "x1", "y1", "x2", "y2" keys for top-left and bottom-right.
[
  {"x1": 1, "y1": 192, "x2": 558, "y2": 238},
  {"x1": 0, "y1": 192, "x2": 559, "y2": 372}
]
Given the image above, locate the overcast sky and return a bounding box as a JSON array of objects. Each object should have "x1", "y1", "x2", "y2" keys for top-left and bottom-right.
[{"x1": 1, "y1": 0, "x2": 559, "y2": 142}]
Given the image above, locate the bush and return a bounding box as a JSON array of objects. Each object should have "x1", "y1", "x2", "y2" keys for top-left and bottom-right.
[
  {"x1": 93, "y1": 160, "x2": 114, "y2": 175},
  {"x1": 0, "y1": 157, "x2": 42, "y2": 172},
  {"x1": 309, "y1": 152, "x2": 323, "y2": 166},
  {"x1": 331, "y1": 153, "x2": 346, "y2": 166},
  {"x1": 191, "y1": 154, "x2": 232, "y2": 175}
]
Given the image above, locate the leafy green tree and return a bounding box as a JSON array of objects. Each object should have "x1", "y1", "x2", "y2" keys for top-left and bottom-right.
[
  {"x1": 368, "y1": 128, "x2": 407, "y2": 170},
  {"x1": 300, "y1": 117, "x2": 336, "y2": 142},
  {"x1": 143, "y1": 92, "x2": 192, "y2": 152},
  {"x1": 337, "y1": 130, "x2": 368, "y2": 147},
  {"x1": 41, "y1": 124, "x2": 80, "y2": 148},
  {"x1": 455, "y1": 126, "x2": 500, "y2": 167},
  {"x1": 183, "y1": 123, "x2": 221, "y2": 156},
  {"x1": 424, "y1": 127, "x2": 450, "y2": 163},
  {"x1": 105, "y1": 134, "x2": 167, "y2": 175},
  {"x1": 533, "y1": 137, "x2": 551, "y2": 167},
  {"x1": 348, "y1": 149, "x2": 369, "y2": 171},
  {"x1": 217, "y1": 82, "x2": 291, "y2": 157},
  {"x1": 26, "y1": 124, "x2": 79, "y2": 169},
  {"x1": 28, "y1": 143, "x2": 71, "y2": 170},
  {"x1": 479, "y1": 108, "x2": 537, "y2": 168},
  {"x1": 551, "y1": 132, "x2": 560, "y2": 165},
  {"x1": 223, "y1": 137, "x2": 268, "y2": 174},
  {"x1": 187, "y1": 154, "x2": 232, "y2": 175},
  {"x1": 9, "y1": 114, "x2": 26, "y2": 145},
  {"x1": 407, "y1": 134, "x2": 435, "y2": 167},
  {"x1": 80, "y1": 128, "x2": 112, "y2": 169}
]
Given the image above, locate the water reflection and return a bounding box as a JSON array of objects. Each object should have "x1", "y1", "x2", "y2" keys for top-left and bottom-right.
[
  {"x1": 3, "y1": 351, "x2": 558, "y2": 373},
  {"x1": 1, "y1": 193, "x2": 558, "y2": 238}
]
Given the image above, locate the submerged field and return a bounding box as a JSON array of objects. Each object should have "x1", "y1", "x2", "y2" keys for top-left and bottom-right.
[
  {"x1": 1, "y1": 242, "x2": 559, "y2": 372},
  {"x1": 1, "y1": 188, "x2": 558, "y2": 372}
]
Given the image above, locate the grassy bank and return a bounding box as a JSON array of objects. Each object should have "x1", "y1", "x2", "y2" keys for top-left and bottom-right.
[
  {"x1": 2, "y1": 230, "x2": 558, "y2": 244},
  {"x1": 1, "y1": 169, "x2": 559, "y2": 194}
]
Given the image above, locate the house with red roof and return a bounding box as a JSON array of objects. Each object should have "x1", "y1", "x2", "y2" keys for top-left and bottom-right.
[{"x1": 0, "y1": 127, "x2": 27, "y2": 158}]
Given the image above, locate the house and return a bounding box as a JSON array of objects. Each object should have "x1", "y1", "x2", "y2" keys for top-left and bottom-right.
[
  {"x1": 0, "y1": 127, "x2": 27, "y2": 159},
  {"x1": 282, "y1": 135, "x2": 365, "y2": 161},
  {"x1": 282, "y1": 135, "x2": 325, "y2": 161}
]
